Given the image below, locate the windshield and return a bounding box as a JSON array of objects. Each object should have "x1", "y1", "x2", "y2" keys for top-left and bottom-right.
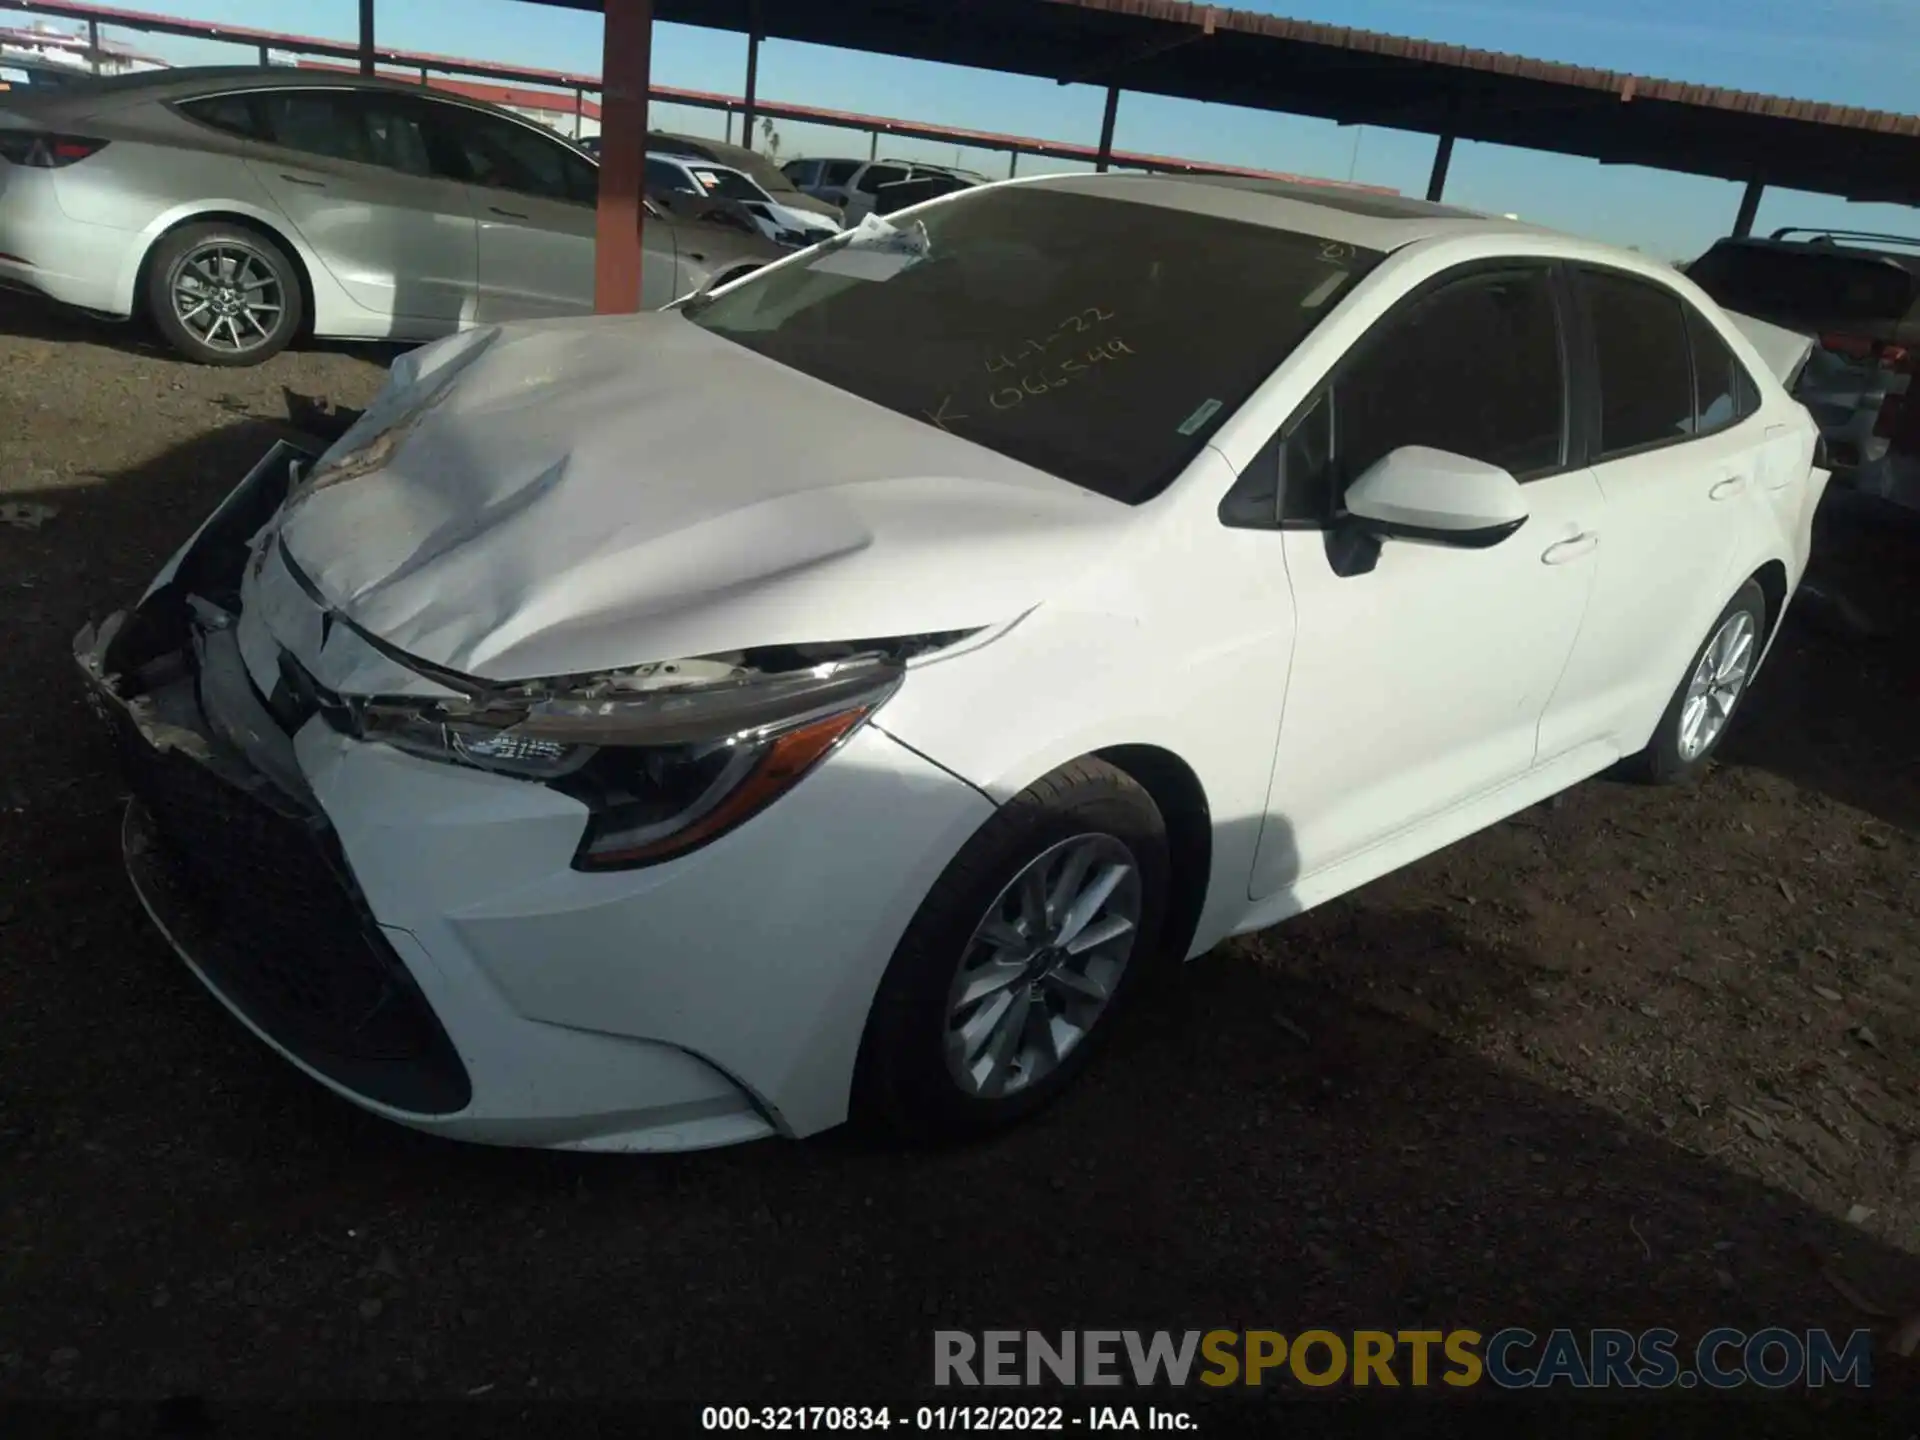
[
  {"x1": 689, "y1": 166, "x2": 771, "y2": 204},
  {"x1": 684, "y1": 185, "x2": 1380, "y2": 504}
]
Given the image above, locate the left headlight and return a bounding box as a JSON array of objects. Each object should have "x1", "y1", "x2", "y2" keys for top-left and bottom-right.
[{"x1": 351, "y1": 653, "x2": 904, "y2": 871}]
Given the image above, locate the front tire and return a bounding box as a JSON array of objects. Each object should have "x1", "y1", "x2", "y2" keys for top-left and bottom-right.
[
  {"x1": 853, "y1": 758, "x2": 1170, "y2": 1143},
  {"x1": 145, "y1": 223, "x2": 302, "y2": 366},
  {"x1": 1617, "y1": 579, "x2": 1767, "y2": 784}
]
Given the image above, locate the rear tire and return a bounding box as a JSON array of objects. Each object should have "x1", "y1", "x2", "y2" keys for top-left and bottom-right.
[
  {"x1": 852, "y1": 758, "x2": 1170, "y2": 1143},
  {"x1": 145, "y1": 222, "x2": 302, "y2": 367},
  {"x1": 1616, "y1": 579, "x2": 1767, "y2": 784}
]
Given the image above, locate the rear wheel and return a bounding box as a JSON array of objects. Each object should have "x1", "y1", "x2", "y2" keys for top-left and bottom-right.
[
  {"x1": 1617, "y1": 579, "x2": 1767, "y2": 784},
  {"x1": 146, "y1": 223, "x2": 302, "y2": 366},
  {"x1": 853, "y1": 758, "x2": 1170, "y2": 1143}
]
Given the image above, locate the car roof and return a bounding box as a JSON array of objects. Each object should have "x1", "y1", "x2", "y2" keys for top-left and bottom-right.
[
  {"x1": 1701, "y1": 231, "x2": 1920, "y2": 277},
  {"x1": 8, "y1": 64, "x2": 568, "y2": 125},
  {"x1": 1009, "y1": 170, "x2": 1547, "y2": 253}
]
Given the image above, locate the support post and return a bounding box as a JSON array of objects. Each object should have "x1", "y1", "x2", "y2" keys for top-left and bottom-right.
[
  {"x1": 723, "y1": 106, "x2": 733, "y2": 144},
  {"x1": 574, "y1": 86, "x2": 584, "y2": 133},
  {"x1": 87, "y1": 18, "x2": 99, "y2": 74},
  {"x1": 1007, "y1": 149, "x2": 1020, "y2": 178},
  {"x1": 740, "y1": 0, "x2": 762, "y2": 151},
  {"x1": 1095, "y1": 85, "x2": 1120, "y2": 172},
  {"x1": 258, "y1": 43, "x2": 270, "y2": 67},
  {"x1": 357, "y1": 0, "x2": 375, "y2": 75},
  {"x1": 1732, "y1": 178, "x2": 1765, "y2": 238},
  {"x1": 594, "y1": 0, "x2": 654, "y2": 314},
  {"x1": 868, "y1": 129, "x2": 878, "y2": 161},
  {"x1": 419, "y1": 66, "x2": 429, "y2": 85},
  {"x1": 1426, "y1": 132, "x2": 1455, "y2": 202}
]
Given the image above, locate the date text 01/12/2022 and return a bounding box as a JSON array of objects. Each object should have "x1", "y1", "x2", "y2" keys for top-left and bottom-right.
[{"x1": 700, "y1": 1405, "x2": 1196, "y2": 1431}]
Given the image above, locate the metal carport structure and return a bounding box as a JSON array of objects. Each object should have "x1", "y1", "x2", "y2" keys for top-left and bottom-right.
[{"x1": 553, "y1": 0, "x2": 1920, "y2": 311}]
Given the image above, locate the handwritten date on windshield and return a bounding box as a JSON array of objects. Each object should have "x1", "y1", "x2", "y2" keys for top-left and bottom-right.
[{"x1": 983, "y1": 306, "x2": 1117, "y2": 374}]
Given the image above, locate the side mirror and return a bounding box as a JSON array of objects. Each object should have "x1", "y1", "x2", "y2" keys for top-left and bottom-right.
[{"x1": 1343, "y1": 446, "x2": 1529, "y2": 549}]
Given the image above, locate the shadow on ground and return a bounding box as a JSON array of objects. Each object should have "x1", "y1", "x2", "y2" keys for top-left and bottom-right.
[
  {"x1": 1, "y1": 419, "x2": 1916, "y2": 1421},
  {"x1": 1718, "y1": 488, "x2": 1920, "y2": 835}
]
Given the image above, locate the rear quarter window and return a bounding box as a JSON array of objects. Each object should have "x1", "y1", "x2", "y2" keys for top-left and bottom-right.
[{"x1": 177, "y1": 93, "x2": 263, "y2": 140}]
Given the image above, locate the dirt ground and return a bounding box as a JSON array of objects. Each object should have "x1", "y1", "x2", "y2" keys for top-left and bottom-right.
[{"x1": 1, "y1": 293, "x2": 1917, "y2": 1425}]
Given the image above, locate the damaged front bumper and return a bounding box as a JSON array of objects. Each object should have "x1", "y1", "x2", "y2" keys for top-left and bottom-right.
[
  {"x1": 75, "y1": 441, "x2": 475, "y2": 1118},
  {"x1": 75, "y1": 441, "x2": 798, "y2": 1150}
]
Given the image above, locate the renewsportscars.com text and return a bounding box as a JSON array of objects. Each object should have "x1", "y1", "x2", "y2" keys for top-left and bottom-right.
[{"x1": 934, "y1": 1327, "x2": 1873, "y2": 1390}]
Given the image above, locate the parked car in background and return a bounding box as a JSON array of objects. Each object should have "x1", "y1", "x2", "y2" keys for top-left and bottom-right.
[
  {"x1": 782, "y1": 155, "x2": 862, "y2": 203},
  {"x1": 1, "y1": 55, "x2": 101, "y2": 94},
  {"x1": 1688, "y1": 228, "x2": 1918, "y2": 510},
  {"x1": 0, "y1": 67, "x2": 784, "y2": 364},
  {"x1": 645, "y1": 130, "x2": 842, "y2": 227},
  {"x1": 795, "y1": 157, "x2": 992, "y2": 223},
  {"x1": 871, "y1": 165, "x2": 985, "y2": 217},
  {"x1": 644, "y1": 151, "x2": 839, "y2": 247},
  {"x1": 79, "y1": 173, "x2": 1826, "y2": 1152}
]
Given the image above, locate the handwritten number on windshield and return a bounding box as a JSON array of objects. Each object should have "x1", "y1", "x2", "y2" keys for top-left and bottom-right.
[{"x1": 988, "y1": 337, "x2": 1134, "y2": 410}]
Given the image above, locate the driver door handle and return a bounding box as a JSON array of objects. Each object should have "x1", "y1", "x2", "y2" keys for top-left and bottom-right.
[
  {"x1": 488, "y1": 205, "x2": 529, "y2": 219},
  {"x1": 1541, "y1": 532, "x2": 1598, "y2": 565},
  {"x1": 1709, "y1": 475, "x2": 1749, "y2": 501}
]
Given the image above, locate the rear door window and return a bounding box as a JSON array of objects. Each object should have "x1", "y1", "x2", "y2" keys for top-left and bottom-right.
[
  {"x1": 252, "y1": 90, "x2": 432, "y2": 176},
  {"x1": 1578, "y1": 269, "x2": 1696, "y2": 458},
  {"x1": 427, "y1": 104, "x2": 597, "y2": 204},
  {"x1": 822, "y1": 160, "x2": 861, "y2": 185}
]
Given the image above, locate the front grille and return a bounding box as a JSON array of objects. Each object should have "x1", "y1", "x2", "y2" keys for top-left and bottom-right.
[{"x1": 109, "y1": 709, "x2": 472, "y2": 1116}]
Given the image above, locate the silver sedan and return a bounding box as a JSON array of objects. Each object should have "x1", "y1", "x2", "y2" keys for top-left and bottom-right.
[{"x1": 0, "y1": 66, "x2": 784, "y2": 365}]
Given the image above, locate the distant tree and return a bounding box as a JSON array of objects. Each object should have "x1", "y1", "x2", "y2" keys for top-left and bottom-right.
[{"x1": 760, "y1": 117, "x2": 781, "y2": 159}]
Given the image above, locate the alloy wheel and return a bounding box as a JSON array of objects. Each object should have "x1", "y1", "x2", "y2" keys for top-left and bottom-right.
[
  {"x1": 1677, "y1": 609, "x2": 1757, "y2": 761},
  {"x1": 943, "y1": 833, "x2": 1142, "y2": 1099},
  {"x1": 169, "y1": 242, "x2": 286, "y2": 356}
]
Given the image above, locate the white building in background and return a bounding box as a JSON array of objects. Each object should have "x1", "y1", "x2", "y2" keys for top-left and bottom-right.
[{"x1": 0, "y1": 19, "x2": 168, "y2": 78}]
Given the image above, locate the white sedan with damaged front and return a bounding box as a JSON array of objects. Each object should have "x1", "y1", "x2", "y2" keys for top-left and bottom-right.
[{"x1": 78, "y1": 173, "x2": 1828, "y2": 1151}]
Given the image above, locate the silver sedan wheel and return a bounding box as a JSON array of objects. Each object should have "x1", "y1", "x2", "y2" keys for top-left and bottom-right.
[
  {"x1": 1677, "y1": 609, "x2": 1757, "y2": 761},
  {"x1": 169, "y1": 242, "x2": 285, "y2": 356},
  {"x1": 944, "y1": 833, "x2": 1143, "y2": 1100}
]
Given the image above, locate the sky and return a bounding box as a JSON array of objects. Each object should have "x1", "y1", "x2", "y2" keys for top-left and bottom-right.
[{"x1": 20, "y1": 0, "x2": 1920, "y2": 259}]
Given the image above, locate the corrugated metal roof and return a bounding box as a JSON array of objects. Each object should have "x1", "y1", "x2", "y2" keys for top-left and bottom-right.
[{"x1": 1052, "y1": 0, "x2": 1920, "y2": 137}]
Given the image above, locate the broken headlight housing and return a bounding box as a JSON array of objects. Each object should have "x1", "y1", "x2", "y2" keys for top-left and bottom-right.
[{"x1": 348, "y1": 639, "x2": 963, "y2": 871}]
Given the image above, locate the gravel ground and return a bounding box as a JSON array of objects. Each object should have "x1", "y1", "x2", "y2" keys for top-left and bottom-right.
[{"x1": 1, "y1": 294, "x2": 1918, "y2": 1426}]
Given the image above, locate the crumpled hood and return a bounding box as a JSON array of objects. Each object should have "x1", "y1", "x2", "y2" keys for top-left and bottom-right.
[{"x1": 275, "y1": 314, "x2": 1133, "y2": 682}]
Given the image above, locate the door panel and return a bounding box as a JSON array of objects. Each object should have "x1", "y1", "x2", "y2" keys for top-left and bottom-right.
[
  {"x1": 1536, "y1": 271, "x2": 1771, "y2": 760},
  {"x1": 421, "y1": 99, "x2": 677, "y2": 319},
  {"x1": 1535, "y1": 430, "x2": 1759, "y2": 759},
  {"x1": 1257, "y1": 470, "x2": 1602, "y2": 896},
  {"x1": 243, "y1": 89, "x2": 475, "y2": 327},
  {"x1": 1250, "y1": 264, "x2": 1601, "y2": 899},
  {"x1": 470, "y1": 187, "x2": 596, "y2": 320}
]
